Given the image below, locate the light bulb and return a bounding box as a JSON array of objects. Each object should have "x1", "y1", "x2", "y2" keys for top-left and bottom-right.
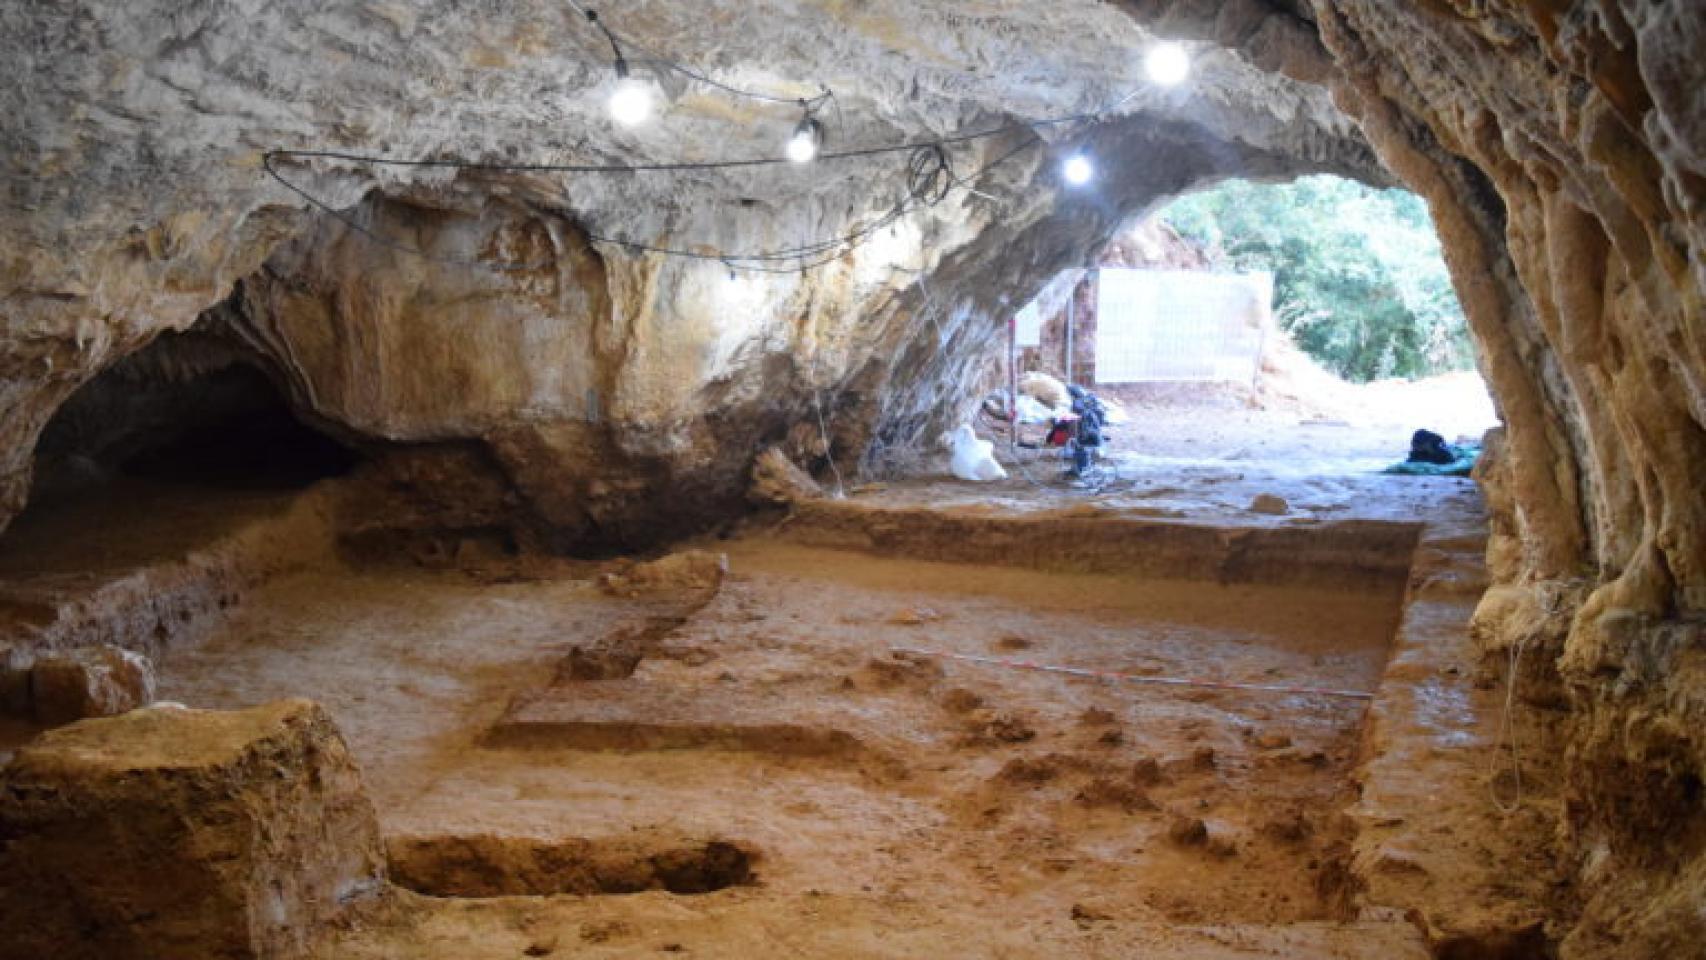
[
  {"x1": 1062, "y1": 154, "x2": 1093, "y2": 186},
  {"x1": 786, "y1": 130, "x2": 818, "y2": 163},
  {"x1": 786, "y1": 115, "x2": 823, "y2": 163},
  {"x1": 1145, "y1": 42, "x2": 1190, "y2": 87},
  {"x1": 608, "y1": 76, "x2": 653, "y2": 127}
]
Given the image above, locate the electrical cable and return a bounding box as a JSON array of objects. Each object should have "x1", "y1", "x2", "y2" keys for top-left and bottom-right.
[
  {"x1": 573, "y1": 3, "x2": 625, "y2": 68},
  {"x1": 564, "y1": 0, "x2": 834, "y2": 109},
  {"x1": 588, "y1": 136, "x2": 1034, "y2": 270},
  {"x1": 262, "y1": 131, "x2": 1038, "y2": 274},
  {"x1": 262, "y1": 0, "x2": 1146, "y2": 273},
  {"x1": 1487, "y1": 629, "x2": 1530, "y2": 815}
]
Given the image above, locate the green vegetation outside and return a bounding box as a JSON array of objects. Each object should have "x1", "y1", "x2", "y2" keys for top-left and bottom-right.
[{"x1": 1161, "y1": 175, "x2": 1474, "y2": 383}]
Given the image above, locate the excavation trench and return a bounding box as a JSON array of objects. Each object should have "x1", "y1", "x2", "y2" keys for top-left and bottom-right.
[
  {"x1": 1, "y1": 447, "x2": 1463, "y2": 953},
  {"x1": 386, "y1": 834, "x2": 757, "y2": 898},
  {"x1": 121, "y1": 488, "x2": 1424, "y2": 933}
]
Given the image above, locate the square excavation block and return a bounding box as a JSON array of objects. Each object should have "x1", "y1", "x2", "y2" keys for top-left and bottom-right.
[{"x1": 0, "y1": 699, "x2": 385, "y2": 960}]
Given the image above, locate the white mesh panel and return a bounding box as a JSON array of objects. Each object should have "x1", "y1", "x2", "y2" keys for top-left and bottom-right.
[{"x1": 1093, "y1": 269, "x2": 1272, "y2": 383}]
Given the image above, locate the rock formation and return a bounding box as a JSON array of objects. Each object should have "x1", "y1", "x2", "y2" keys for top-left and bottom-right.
[
  {"x1": 1, "y1": 0, "x2": 1703, "y2": 954},
  {"x1": 0, "y1": 0, "x2": 1377, "y2": 547},
  {"x1": 0, "y1": 699, "x2": 385, "y2": 960},
  {"x1": 1277, "y1": 3, "x2": 1703, "y2": 953}
]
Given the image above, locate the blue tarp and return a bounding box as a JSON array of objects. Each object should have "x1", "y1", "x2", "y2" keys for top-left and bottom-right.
[{"x1": 1382, "y1": 444, "x2": 1479, "y2": 477}]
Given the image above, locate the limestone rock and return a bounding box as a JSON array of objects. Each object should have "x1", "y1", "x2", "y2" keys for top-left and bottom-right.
[
  {"x1": 598, "y1": 550, "x2": 728, "y2": 597},
  {"x1": 0, "y1": 0, "x2": 1379, "y2": 547},
  {"x1": 1166, "y1": 815, "x2": 1210, "y2": 847},
  {"x1": 748, "y1": 447, "x2": 825, "y2": 506},
  {"x1": 0, "y1": 699, "x2": 385, "y2": 960},
  {"x1": 28, "y1": 645, "x2": 156, "y2": 725},
  {"x1": 2, "y1": 0, "x2": 1706, "y2": 951}
]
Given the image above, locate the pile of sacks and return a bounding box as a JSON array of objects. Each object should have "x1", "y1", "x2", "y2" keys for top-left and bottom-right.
[
  {"x1": 950, "y1": 373, "x2": 1130, "y2": 484},
  {"x1": 1011, "y1": 372, "x2": 1129, "y2": 425}
]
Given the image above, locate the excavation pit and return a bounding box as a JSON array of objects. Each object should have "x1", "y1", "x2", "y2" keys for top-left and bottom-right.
[
  {"x1": 131, "y1": 492, "x2": 1436, "y2": 955},
  {"x1": 0, "y1": 416, "x2": 1496, "y2": 959},
  {"x1": 387, "y1": 833, "x2": 757, "y2": 898}
]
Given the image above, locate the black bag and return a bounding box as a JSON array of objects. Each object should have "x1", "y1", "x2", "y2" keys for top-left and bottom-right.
[{"x1": 1407, "y1": 429, "x2": 1455, "y2": 465}]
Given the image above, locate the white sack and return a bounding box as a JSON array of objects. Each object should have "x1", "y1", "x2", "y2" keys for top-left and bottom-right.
[{"x1": 946, "y1": 424, "x2": 1007, "y2": 482}]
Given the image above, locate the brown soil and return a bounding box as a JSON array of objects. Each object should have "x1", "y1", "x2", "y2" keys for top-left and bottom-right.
[
  {"x1": 2, "y1": 390, "x2": 1547, "y2": 958},
  {"x1": 150, "y1": 526, "x2": 1417, "y2": 956},
  {"x1": 386, "y1": 833, "x2": 756, "y2": 898}
]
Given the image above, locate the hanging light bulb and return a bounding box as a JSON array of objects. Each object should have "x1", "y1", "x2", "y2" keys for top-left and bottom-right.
[
  {"x1": 787, "y1": 106, "x2": 824, "y2": 163},
  {"x1": 607, "y1": 59, "x2": 653, "y2": 127},
  {"x1": 1062, "y1": 153, "x2": 1094, "y2": 186},
  {"x1": 1145, "y1": 41, "x2": 1191, "y2": 87}
]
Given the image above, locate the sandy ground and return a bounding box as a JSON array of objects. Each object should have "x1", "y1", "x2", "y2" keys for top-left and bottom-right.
[{"x1": 908, "y1": 372, "x2": 1492, "y2": 529}]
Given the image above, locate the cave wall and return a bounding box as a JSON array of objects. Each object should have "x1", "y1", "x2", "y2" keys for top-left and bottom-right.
[
  {"x1": 1322, "y1": 5, "x2": 1705, "y2": 955},
  {"x1": 1112, "y1": 0, "x2": 1704, "y2": 949},
  {"x1": 200, "y1": 106, "x2": 1338, "y2": 548},
  {"x1": 1123, "y1": 1, "x2": 1705, "y2": 954}
]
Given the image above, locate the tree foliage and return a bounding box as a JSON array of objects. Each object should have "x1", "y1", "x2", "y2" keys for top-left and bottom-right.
[{"x1": 1160, "y1": 175, "x2": 1473, "y2": 382}]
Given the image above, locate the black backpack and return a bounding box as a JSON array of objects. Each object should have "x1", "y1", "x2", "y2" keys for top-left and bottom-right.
[{"x1": 1407, "y1": 429, "x2": 1455, "y2": 465}]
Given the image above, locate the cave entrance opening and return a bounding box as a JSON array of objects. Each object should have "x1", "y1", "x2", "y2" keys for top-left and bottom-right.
[
  {"x1": 0, "y1": 327, "x2": 358, "y2": 582},
  {"x1": 989, "y1": 174, "x2": 1497, "y2": 516}
]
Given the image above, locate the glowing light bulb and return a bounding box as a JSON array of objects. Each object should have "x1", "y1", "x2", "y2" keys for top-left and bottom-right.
[
  {"x1": 1062, "y1": 154, "x2": 1094, "y2": 186},
  {"x1": 608, "y1": 76, "x2": 653, "y2": 127},
  {"x1": 1145, "y1": 42, "x2": 1190, "y2": 87},
  {"x1": 787, "y1": 116, "x2": 823, "y2": 163}
]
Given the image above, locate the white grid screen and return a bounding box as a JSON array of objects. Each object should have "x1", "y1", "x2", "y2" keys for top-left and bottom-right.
[{"x1": 1093, "y1": 269, "x2": 1272, "y2": 383}]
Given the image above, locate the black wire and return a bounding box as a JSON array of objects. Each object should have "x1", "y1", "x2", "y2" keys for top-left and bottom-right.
[
  {"x1": 586, "y1": 132, "x2": 1037, "y2": 266},
  {"x1": 262, "y1": 126, "x2": 1044, "y2": 274},
  {"x1": 262, "y1": 105, "x2": 1085, "y2": 175},
  {"x1": 637, "y1": 57, "x2": 835, "y2": 110},
  {"x1": 577, "y1": 6, "x2": 625, "y2": 69},
  {"x1": 260, "y1": 151, "x2": 561, "y2": 272},
  {"x1": 585, "y1": 133, "x2": 1037, "y2": 269},
  {"x1": 565, "y1": 0, "x2": 831, "y2": 108},
  {"x1": 260, "y1": 0, "x2": 1135, "y2": 274}
]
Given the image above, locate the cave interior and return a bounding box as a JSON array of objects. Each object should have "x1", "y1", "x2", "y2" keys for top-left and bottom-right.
[{"x1": 0, "y1": 2, "x2": 1703, "y2": 959}]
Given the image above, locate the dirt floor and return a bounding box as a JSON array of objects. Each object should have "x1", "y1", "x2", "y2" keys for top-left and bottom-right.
[
  {"x1": 152, "y1": 532, "x2": 1417, "y2": 957},
  {"x1": 2, "y1": 373, "x2": 1539, "y2": 958}
]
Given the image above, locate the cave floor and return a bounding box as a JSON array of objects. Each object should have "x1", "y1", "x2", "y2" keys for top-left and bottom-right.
[
  {"x1": 886, "y1": 401, "x2": 1484, "y2": 528},
  {"x1": 155, "y1": 532, "x2": 1429, "y2": 957},
  {"x1": 0, "y1": 476, "x2": 307, "y2": 580},
  {"x1": 0, "y1": 401, "x2": 1559, "y2": 957}
]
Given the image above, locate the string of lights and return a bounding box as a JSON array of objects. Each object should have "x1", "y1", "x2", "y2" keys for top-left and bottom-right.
[
  {"x1": 259, "y1": 4, "x2": 1193, "y2": 275},
  {"x1": 263, "y1": 136, "x2": 1008, "y2": 274},
  {"x1": 563, "y1": 0, "x2": 835, "y2": 110}
]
